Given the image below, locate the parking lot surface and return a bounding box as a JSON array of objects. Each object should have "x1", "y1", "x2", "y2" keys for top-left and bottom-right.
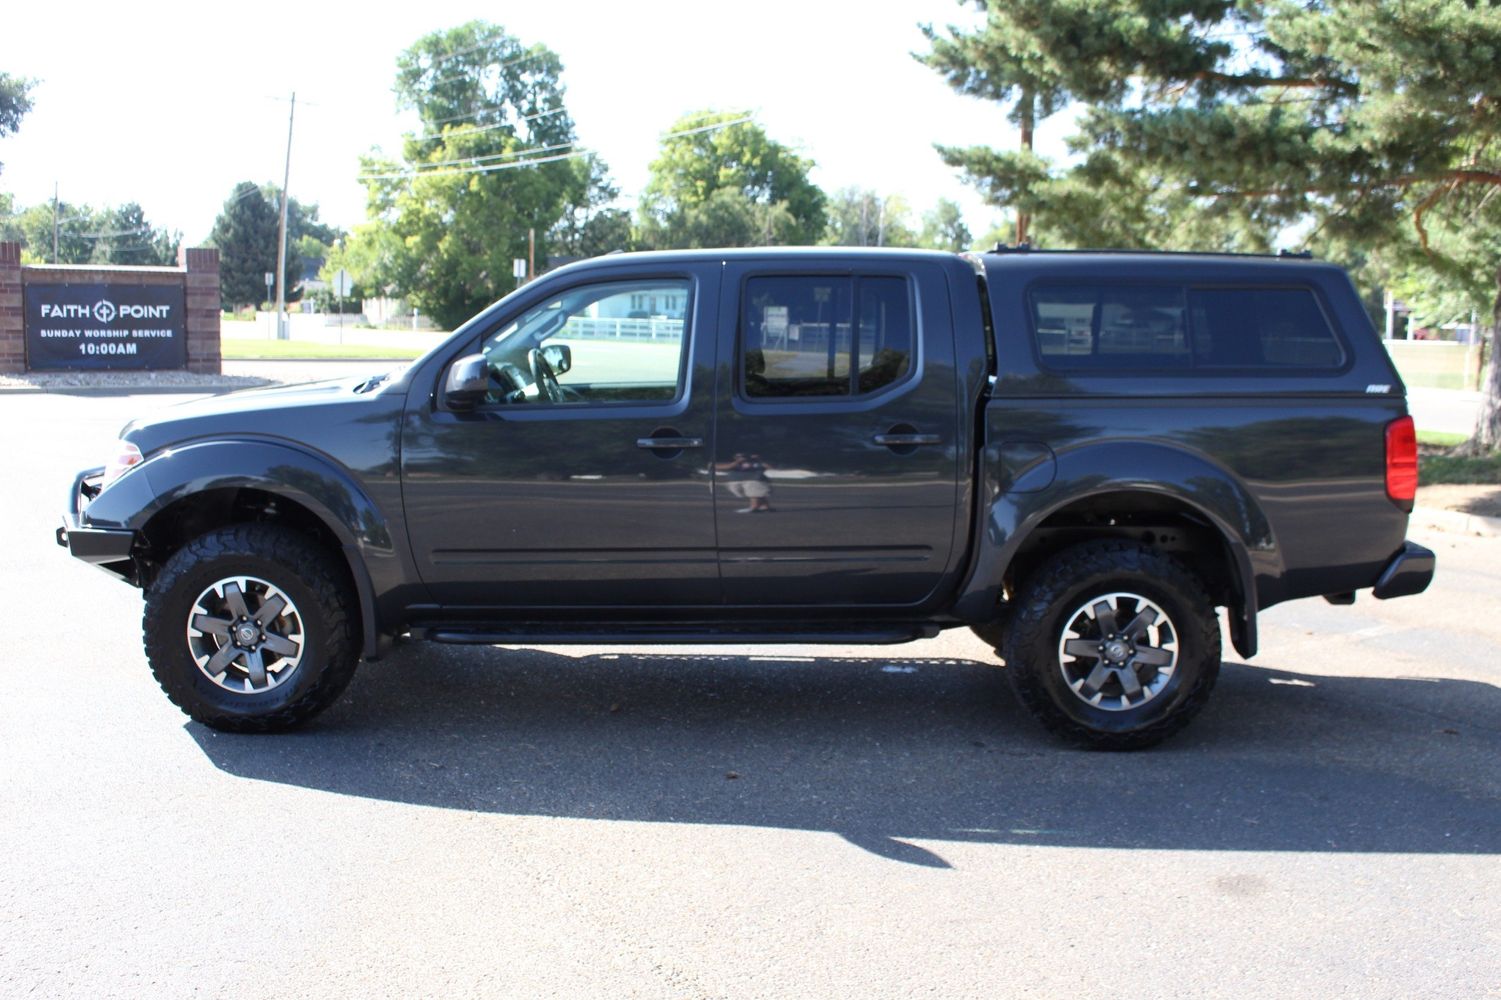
[{"x1": 2, "y1": 391, "x2": 1498, "y2": 999}]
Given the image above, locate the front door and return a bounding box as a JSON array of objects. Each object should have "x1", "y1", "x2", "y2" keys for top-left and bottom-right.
[
  {"x1": 401, "y1": 266, "x2": 720, "y2": 609},
  {"x1": 713, "y1": 259, "x2": 961, "y2": 609}
]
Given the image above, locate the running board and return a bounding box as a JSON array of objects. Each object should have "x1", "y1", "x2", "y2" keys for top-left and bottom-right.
[{"x1": 417, "y1": 624, "x2": 939, "y2": 646}]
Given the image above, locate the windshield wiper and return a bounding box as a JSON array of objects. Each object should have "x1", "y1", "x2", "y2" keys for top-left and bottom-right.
[{"x1": 352, "y1": 372, "x2": 391, "y2": 394}]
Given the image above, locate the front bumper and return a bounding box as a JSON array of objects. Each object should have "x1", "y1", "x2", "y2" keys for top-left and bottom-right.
[
  {"x1": 1372, "y1": 540, "x2": 1435, "y2": 600},
  {"x1": 57, "y1": 467, "x2": 137, "y2": 582}
]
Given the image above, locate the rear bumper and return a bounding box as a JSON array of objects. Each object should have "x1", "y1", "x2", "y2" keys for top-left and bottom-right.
[
  {"x1": 1372, "y1": 541, "x2": 1435, "y2": 600},
  {"x1": 57, "y1": 467, "x2": 138, "y2": 582}
]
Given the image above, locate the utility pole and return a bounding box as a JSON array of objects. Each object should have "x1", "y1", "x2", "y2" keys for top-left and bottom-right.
[
  {"x1": 52, "y1": 182, "x2": 59, "y2": 263},
  {"x1": 275, "y1": 92, "x2": 296, "y2": 341},
  {"x1": 528, "y1": 228, "x2": 535, "y2": 280}
]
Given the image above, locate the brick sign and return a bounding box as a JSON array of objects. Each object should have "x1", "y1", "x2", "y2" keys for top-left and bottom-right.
[{"x1": 24, "y1": 283, "x2": 187, "y2": 370}]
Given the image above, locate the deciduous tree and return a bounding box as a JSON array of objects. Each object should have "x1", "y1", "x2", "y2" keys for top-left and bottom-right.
[
  {"x1": 358, "y1": 21, "x2": 586, "y2": 329},
  {"x1": 548, "y1": 153, "x2": 632, "y2": 260},
  {"x1": 823, "y1": 188, "x2": 918, "y2": 248},
  {"x1": 7, "y1": 198, "x2": 178, "y2": 265},
  {"x1": 0, "y1": 72, "x2": 32, "y2": 175},
  {"x1": 920, "y1": 198, "x2": 973, "y2": 252},
  {"x1": 636, "y1": 111, "x2": 826, "y2": 248}
]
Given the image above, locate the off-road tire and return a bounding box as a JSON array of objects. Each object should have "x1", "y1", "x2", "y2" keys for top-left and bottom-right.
[
  {"x1": 1000, "y1": 540, "x2": 1220, "y2": 751},
  {"x1": 142, "y1": 524, "x2": 359, "y2": 732}
]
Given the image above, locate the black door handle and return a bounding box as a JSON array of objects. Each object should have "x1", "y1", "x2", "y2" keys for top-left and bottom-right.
[
  {"x1": 872, "y1": 433, "x2": 941, "y2": 447},
  {"x1": 637, "y1": 436, "x2": 703, "y2": 450}
]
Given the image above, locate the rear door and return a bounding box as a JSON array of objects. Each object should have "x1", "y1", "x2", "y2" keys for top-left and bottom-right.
[{"x1": 712, "y1": 258, "x2": 961, "y2": 608}]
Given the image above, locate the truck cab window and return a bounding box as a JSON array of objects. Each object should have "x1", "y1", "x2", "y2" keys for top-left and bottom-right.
[
  {"x1": 741, "y1": 275, "x2": 913, "y2": 398},
  {"x1": 478, "y1": 279, "x2": 690, "y2": 404}
]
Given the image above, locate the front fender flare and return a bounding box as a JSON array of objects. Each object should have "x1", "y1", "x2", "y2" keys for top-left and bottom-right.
[{"x1": 84, "y1": 438, "x2": 396, "y2": 658}]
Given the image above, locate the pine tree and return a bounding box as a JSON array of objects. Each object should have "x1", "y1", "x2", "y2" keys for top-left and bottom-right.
[
  {"x1": 208, "y1": 182, "x2": 302, "y2": 310},
  {"x1": 922, "y1": 0, "x2": 1501, "y2": 451}
]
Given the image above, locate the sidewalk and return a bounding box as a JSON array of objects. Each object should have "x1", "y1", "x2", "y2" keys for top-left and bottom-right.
[{"x1": 1407, "y1": 386, "x2": 1482, "y2": 437}]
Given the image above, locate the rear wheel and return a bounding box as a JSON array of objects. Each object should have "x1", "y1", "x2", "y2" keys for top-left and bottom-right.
[
  {"x1": 142, "y1": 524, "x2": 359, "y2": 732},
  {"x1": 1000, "y1": 540, "x2": 1220, "y2": 750}
]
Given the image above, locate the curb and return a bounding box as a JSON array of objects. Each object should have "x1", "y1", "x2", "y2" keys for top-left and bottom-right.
[
  {"x1": 225, "y1": 357, "x2": 412, "y2": 363},
  {"x1": 1412, "y1": 505, "x2": 1501, "y2": 538}
]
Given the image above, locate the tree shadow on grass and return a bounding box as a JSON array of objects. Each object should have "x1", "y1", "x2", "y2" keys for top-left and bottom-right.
[{"x1": 188, "y1": 644, "x2": 1501, "y2": 866}]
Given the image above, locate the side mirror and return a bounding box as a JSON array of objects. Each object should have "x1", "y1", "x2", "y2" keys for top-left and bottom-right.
[
  {"x1": 540, "y1": 343, "x2": 571, "y2": 375},
  {"x1": 443, "y1": 353, "x2": 490, "y2": 410}
]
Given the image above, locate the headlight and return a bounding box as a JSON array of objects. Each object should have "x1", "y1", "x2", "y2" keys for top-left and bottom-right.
[{"x1": 101, "y1": 440, "x2": 144, "y2": 489}]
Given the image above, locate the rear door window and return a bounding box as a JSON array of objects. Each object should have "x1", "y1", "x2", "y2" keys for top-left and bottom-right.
[{"x1": 741, "y1": 275, "x2": 914, "y2": 398}]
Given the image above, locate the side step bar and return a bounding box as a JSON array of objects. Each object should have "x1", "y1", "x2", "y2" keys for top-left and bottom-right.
[{"x1": 416, "y1": 624, "x2": 941, "y2": 646}]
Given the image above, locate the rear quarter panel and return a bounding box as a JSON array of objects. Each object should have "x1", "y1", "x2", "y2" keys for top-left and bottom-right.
[{"x1": 977, "y1": 254, "x2": 1411, "y2": 611}]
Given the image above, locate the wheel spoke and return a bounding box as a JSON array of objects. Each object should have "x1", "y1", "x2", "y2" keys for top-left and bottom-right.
[
  {"x1": 1133, "y1": 646, "x2": 1174, "y2": 666},
  {"x1": 1056, "y1": 587, "x2": 1188, "y2": 715},
  {"x1": 1121, "y1": 606, "x2": 1159, "y2": 640},
  {"x1": 252, "y1": 594, "x2": 287, "y2": 627},
  {"x1": 261, "y1": 632, "x2": 300, "y2": 657},
  {"x1": 243, "y1": 649, "x2": 267, "y2": 688},
  {"x1": 1082, "y1": 663, "x2": 1113, "y2": 696},
  {"x1": 1063, "y1": 638, "x2": 1100, "y2": 660},
  {"x1": 222, "y1": 581, "x2": 251, "y2": 620},
  {"x1": 204, "y1": 642, "x2": 241, "y2": 677},
  {"x1": 190, "y1": 614, "x2": 232, "y2": 637},
  {"x1": 188, "y1": 574, "x2": 306, "y2": 695}
]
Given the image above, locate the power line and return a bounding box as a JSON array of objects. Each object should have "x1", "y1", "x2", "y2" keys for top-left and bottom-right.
[
  {"x1": 402, "y1": 139, "x2": 579, "y2": 172},
  {"x1": 427, "y1": 43, "x2": 541, "y2": 71},
  {"x1": 359, "y1": 149, "x2": 587, "y2": 182},
  {"x1": 422, "y1": 49, "x2": 545, "y2": 87},
  {"x1": 415, "y1": 106, "x2": 567, "y2": 142},
  {"x1": 422, "y1": 97, "x2": 567, "y2": 129},
  {"x1": 659, "y1": 115, "x2": 753, "y2": 140},
  {"x1": 360, "y1": 113, "x2": 758, "y2": 184}
]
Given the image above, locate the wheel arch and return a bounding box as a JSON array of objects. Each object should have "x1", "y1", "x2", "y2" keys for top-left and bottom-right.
[
  {"x1": 957, "y1": 440, "x2": 1277, "y2": 658},
  {"x1": 87, "y1": 439, "x2": 391, "y2": 658}
]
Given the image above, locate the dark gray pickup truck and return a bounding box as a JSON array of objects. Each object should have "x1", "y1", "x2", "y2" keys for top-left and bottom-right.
[{"x1": 59, "y1": 247, "x2": 1434, "y2": 748}]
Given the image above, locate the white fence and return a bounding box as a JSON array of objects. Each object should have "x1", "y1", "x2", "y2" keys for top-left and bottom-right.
[{"x1": 562, "y1": 317, "x2": 683, "y2": 342}]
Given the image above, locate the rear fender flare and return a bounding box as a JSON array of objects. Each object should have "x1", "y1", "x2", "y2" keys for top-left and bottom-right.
[{"x1": 956, "y1": 441, "x2": 1278, "y2": 658}]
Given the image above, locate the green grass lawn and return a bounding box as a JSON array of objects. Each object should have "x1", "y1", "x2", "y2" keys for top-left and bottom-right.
[
  {"x1": 1416, "y1": 424, "x2": 1501, "y2": 483},
  {"x1": 1421, "y1": 450, "x2": 1501, "y2": 485},
  {"x1": 221, "y1": 339, "x2": 425, "y2": 361},
  {"x1": 1417, "y1": 430, "x2": 1468, "y2": 447}
]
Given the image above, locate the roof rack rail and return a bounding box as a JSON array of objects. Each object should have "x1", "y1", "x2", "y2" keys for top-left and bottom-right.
[{"x1": 982, "y1": 245, "x2": 1318, "y2": 260}]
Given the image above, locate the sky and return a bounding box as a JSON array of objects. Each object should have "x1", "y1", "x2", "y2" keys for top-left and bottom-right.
[{"x1": 0, "y1": 0, "x2": 1071, "y2": 247}]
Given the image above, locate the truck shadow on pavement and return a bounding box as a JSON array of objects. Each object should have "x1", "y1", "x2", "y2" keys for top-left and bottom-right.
[{"x1": 188, "y1": 645, "x2": 1501, "y2": 866}]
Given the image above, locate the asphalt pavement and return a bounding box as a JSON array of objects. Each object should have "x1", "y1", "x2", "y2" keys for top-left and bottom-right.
[{"x1": 2, "y1": 392, "x2": 1498, "y2": 999}]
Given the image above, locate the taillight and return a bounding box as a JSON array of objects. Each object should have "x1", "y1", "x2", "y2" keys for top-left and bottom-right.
[{"x1": 1385, "y1": 416, "x2": 1418, "y2": 509}]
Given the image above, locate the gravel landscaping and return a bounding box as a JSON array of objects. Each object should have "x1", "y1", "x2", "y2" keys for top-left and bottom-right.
[{"x1": 0, "y1": 370, "x2": 274, "y2": 392}]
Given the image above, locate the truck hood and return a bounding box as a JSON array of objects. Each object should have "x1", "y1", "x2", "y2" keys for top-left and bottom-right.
[{"x1": 118, "y1": 369, "x2": 409, "y2": 453}]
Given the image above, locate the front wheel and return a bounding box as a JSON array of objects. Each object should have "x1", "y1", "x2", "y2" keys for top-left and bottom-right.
[
  {"x1": 1001, "y1": 541, "x2": 1221, "y2": 750},
  {"x1": 142, "y1": 524, "x2": 360, "y2": 732}
]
